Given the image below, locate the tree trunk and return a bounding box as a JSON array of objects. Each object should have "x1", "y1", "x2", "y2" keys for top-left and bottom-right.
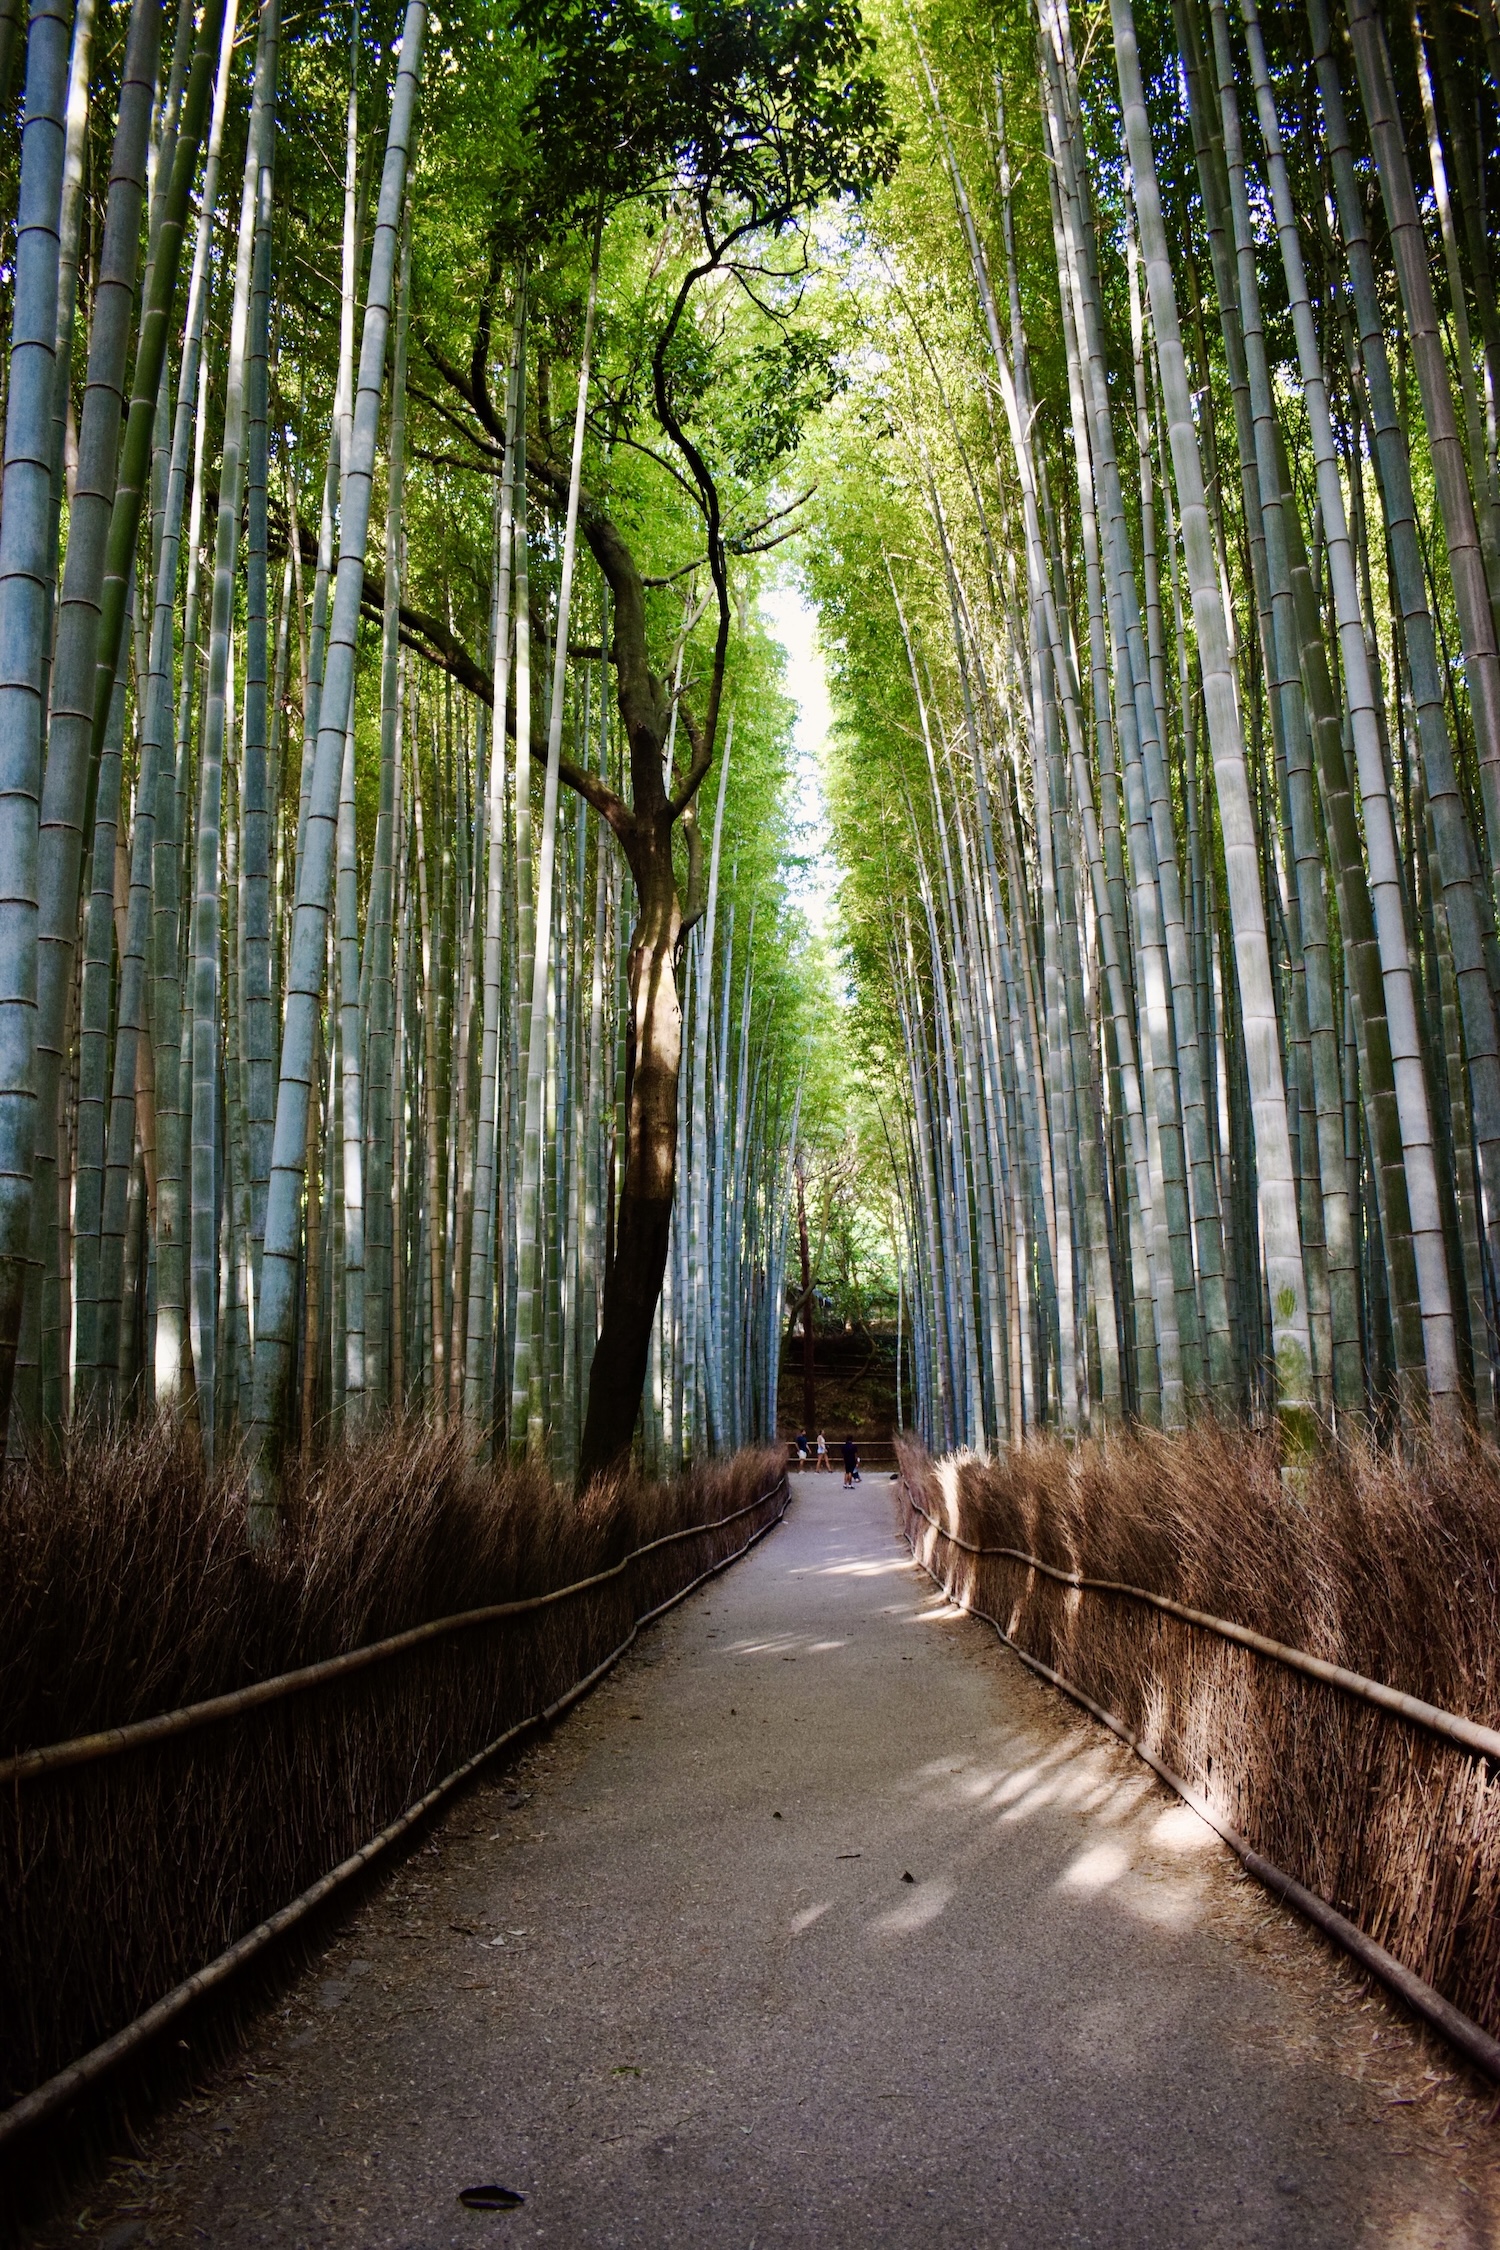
[{"x1": 577, "y1": 811, "x2": 681, "y2": 1483}]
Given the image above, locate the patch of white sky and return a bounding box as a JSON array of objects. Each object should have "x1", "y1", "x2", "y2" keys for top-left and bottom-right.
[
  {"x1": 751, "y1": 217, "x2": 898, "y2": 1000},
  {"x1": 759, "y1": 571, "x2": 844, "y2": 971}
]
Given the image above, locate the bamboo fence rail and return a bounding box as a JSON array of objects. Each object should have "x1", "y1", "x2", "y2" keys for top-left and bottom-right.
[
  {"x1": 0, "y1": 1468, "x2": 790, "y2": 2114},
  {"x1": 0, "y1": 1470, "x2": 790, "y2": 2150},
  {"x1": 898, "y1": 1454, "x2": 1500, "y2": 2079},
  {"x1": 0, "y1": 1479, "x2": 790, "y2": 1785},
  {"x1": 900, "y1": 1479, "x2": 1500, "y2": 1765},
  {"x1": 902, "y1": 1470, "x2": 1500, "y2": 2086}
]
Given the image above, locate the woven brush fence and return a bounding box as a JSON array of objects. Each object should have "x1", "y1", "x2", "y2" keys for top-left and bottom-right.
[
  {"x1": 0, "y1": 1427, "x2": 786, "y2": 2110},
  {"x1": 897, "y1": 1425, "x2": 1500, "y2": 2047}
]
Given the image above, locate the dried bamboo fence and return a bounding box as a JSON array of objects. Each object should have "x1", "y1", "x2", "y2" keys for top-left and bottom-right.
[
  {"x1": 0, "y1": 1438, "x2": 788, "y2": 2133},
  {"x1": 897, "y1": 1430, "x2": 1500, "y2": 2076}
]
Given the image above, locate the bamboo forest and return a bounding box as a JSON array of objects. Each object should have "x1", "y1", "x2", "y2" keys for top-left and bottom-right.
[
  {"x1": 10, "y1": 0, "x2": 1500, "y2": 2229},
  {"x1": 1, "y1": 0, "x2": 1498, "y2": 1493}
]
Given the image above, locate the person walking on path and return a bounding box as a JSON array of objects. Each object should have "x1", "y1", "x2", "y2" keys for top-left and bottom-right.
[
  {"x1": 842, "y1": 1436, "x2": 860, "y2": 1487},
  {"x1": 816, "y1": 1431, "x2": 830, "y2": 1471},
  {"x1": 795, "y1": 1432, "x2": 809, "y2": 1470}
]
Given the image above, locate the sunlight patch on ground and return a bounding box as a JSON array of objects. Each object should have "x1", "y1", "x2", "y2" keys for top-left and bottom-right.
[
  {"x1": 994, "y1": 1759, "x2": 1152, "y2": 1829},
  {"x1": 984, "y1": 1763, "x2": 1055, "y2": 1809},
  {"x1": 805, "y1": 1566, "x2": 908, "y2": 1584},
  {"x1": 1056, "y1": 1842, "x2": 1131, "y2": 1893},
  {"x1": 917, "y1": 1600, "x2": 966, "y2": 1623},
  {"x1": 902, "y1": 1739, "x2": 1133, "y2": 1828},
  {"x1": 724, "y1": 1629, "x2": 849, "y2": 1658},
  {"x1": 869, "y1": 1876, "x2": 954, "y2": 1936},
  {"x1": 953, "y1": 1767, "x2": 1002, "y2": 1799},
  {"x1": 791, "y1": 1900, "x2": 834, "y2": 1935},
  {"x1": 1150, "y1": 1803, "x2": 1220, "y2": 1854},
  {"x1": 998, "y1": 1777, "x2": 1074, "y2": 1823},
  {"x1": 1120, "y1": 1879, "x2": 1202, "y2": 1930},
  {"x1": 1375, "y1": 2204, "x2": 1486, "y2": 2249}
]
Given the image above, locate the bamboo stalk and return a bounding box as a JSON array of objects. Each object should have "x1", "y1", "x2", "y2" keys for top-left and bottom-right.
[{"x1": 248, "y1": 0, "x2": 429, "y2": 1522}]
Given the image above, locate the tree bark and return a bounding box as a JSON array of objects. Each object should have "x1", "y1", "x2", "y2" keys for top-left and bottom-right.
[
  {"x1": 577, "y1": 807, "x2": 683, "y2": 1482},
  {"x1": 431, "y1": 237, "x2": 741, "y2": 1485}
]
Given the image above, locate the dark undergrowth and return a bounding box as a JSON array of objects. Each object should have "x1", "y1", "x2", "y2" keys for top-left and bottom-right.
[
  {"x1": 897, "y1": 1423, "x2": 1500, "y2": 2048},
  {"x1": 1, "y1": 1427, "x2": 785, "y2": 2116}
]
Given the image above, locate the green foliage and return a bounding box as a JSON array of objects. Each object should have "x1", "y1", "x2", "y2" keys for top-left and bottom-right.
[
  {"x1": 508, "y1": 0, "x2": 900, "y2": 242},
  {"x1": 723, "y1": 329, "x2": 846, "y2": 482}
]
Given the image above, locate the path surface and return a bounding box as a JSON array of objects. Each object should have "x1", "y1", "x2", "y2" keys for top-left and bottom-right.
[{"x1": 55, "y1": 1477, "x2": 1500, "y2": 2249}]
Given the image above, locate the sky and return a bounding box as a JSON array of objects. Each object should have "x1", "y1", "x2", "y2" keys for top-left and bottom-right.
[{"x1": 759, "y1": 575, "x2": 840, "y2": 947}]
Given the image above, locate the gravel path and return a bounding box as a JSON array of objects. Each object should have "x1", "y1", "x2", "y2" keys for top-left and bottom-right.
[{"x1": 52, "y1": 1476, "x2": 1500, "y2": 2248}]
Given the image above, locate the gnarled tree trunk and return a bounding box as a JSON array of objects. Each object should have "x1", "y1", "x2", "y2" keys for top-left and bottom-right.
[{"x1": 577, "y1": 801, "x2": 683, "y2": 1483}]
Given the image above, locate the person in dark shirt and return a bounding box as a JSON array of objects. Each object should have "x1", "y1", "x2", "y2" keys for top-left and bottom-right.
[
  {"x1": 795, "y1": 1431, "x2": 809, "y2": 1469},
  {"x1": 842, "y1": 1436, "x2": 860, "y2": 1487}
]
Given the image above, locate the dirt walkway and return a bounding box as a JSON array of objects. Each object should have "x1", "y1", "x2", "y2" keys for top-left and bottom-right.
[{"x1": 53, "y1": 1476, "x2": 1500, "y2": 2248}]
